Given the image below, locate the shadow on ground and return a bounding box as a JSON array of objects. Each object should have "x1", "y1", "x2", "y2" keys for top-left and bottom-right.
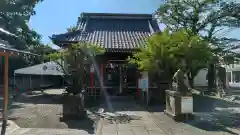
[
  {"x1": 0, "y1": 97, "x2": 24, "y2": 119},
  {"x1": 6, "y1": 90, "x2": 102, "y2": 133},
  {"x1": 63, "y1": 116, "x2": 97, "y2": 134},
  {"x1": 147, "y1": 94, "x2": 240, "y2": 135},
  {"x1": 14, "y1": 93, "x2": 63, "y2": 104},
  {"x1": 186, "y1": 94, "x2": 240, "y2": 134},
  {"x1": 193, "y1": 94, "x2": 240, "y2": 134},
  {"x1": 186, "y1": 118, "x2": 239, "y2": 135},
  {"x1": 60, "y1": 101, "x2": 101, "y2": 134}
]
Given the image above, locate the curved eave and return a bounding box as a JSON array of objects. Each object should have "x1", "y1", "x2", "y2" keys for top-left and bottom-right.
[
  {"x1": 49, "y1": 36, "x2": 79, "y2": 47},
  {"x1": 50, "y1": 30, "x2": 84, "y2": 46}
]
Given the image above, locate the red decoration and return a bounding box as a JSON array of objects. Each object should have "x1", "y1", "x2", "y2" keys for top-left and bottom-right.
[
  {"x1": 16, "y1": 87, "x2": 19, "y2": 92},
  {"x1": 90, "y1": 72, "x2": 94, "y2": 96},
  {"x1": 100, "y1": 64, "x2": 104, "y2": 95}
]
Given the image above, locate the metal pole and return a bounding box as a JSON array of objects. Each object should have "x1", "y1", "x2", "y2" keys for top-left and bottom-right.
[
  {"x1": 41, "y1": 70, "x2": 43, "y2": 85},
  {"x1": 1, "y1": 55, "x2": 8, "y2": 135},
  {"x1": 29, "y1": 75, "x2": 32, "y2": 89},
  {"x1": 41, "y1": 64, "x2": 43, "y2": 91}
]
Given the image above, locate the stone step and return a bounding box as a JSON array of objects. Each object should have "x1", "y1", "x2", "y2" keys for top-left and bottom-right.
[{"x1": 0, "y1": 120, "x2": 20, "y2": 135}]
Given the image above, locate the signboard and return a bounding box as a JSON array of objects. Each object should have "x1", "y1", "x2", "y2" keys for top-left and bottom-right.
[
  {"x1": 43, "y1": 65, "x2": 47, "y2": 71},
  {"x1": 138, "y1": 71, "x2": 148, "y2": 92},
  {"x1": 43, "y1": 65, "x2": 58, "y2": 71},
  {"x1": 181, "y1": 96, "x2": 193, "y2": 113},
  {"x1": 142, "y1": 79, "x2": 148, "y2": 92}
]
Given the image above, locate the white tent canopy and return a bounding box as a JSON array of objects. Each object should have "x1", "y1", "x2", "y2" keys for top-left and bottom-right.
[
  {"x1": 14, "y1": 61, "x2": 65, "y2": 90},
  {"x1": 14, "y1": 61, "x2": 64, "y2": 76}
]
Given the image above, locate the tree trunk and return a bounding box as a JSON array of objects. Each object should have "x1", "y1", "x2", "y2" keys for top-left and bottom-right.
[
  {"x1": 153, "y1": 70, "x2": 173, "y2": 104},
  {"x1": 188, "y1": 78, "x2": 194, "y2": 88},
  {"x1": 62, "y1": 94, "x2": 86, "y2": 120},
  {"x1": 63, "y1": 59, "x2": 87, "y2": 119},
  {"x1": 207, "y1": 63, "x2": 216, "y2": 92}
]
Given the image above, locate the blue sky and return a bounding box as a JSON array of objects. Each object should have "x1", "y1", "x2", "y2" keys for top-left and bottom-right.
[{"x1": 29, "y1": 0, "x2": 240, "y2": 49}]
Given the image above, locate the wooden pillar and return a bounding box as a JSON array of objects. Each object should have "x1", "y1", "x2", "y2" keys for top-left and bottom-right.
[
  {"x1": 3, "y1": 55, "x2": 8, "y2": 118},
  {"x1": 1, "y1": 55, "x2": 8, "y2": 135},
  {"x1": 136, "y1": 71, "x2": 141, "y2": 98},
  {"x1": 13, "y1": 73, "x2": 15, "y2": 93},
  {"x1": 29, "y1": 75, "x2": 32, "y2": 89}
]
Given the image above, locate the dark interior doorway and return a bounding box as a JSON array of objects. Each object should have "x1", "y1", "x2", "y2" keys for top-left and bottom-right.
[
  {"x1": 104, "y1": 63, "x2": 120, "y2": 95},
  {"x1": 103, "y1": 62, "x2": 138, "y2": 96}
]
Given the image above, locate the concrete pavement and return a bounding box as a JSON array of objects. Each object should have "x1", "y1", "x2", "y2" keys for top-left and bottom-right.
[
  {"x1": 100, "y1": 111, "x2": 165, "y2": 135},
  {"x1": 7, "y1": 128, "x2": 91, "y2": 135},
  {"x1": 99, "y1": 97, "x2": 165, "y2": 135},
  {"x1": 3, "y1": 96, "x2": 166, "y2": 135},
  {"x1": 4, "y1": 89, "x2": 240, "y2": 135}
]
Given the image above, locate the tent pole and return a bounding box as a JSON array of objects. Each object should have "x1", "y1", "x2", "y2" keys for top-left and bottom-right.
[
  {"x1": 62, "y1": 75, "x2": 64, "y2": 88},
  {"x1": 29, "y1": 75, "x2": 32, "y2": 90},
  {"x1": 14, "y1": 73, "x2": 15, "y2": 92},
  {"x1": 41, "y1": 68, "x2": 43, "y2": 88}
]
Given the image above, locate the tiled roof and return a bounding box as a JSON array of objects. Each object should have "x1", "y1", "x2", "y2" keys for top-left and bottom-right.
[
  {"x1": 0, "y1": 28, "x2": 39, "y2": 56},
  {"x1": 51, "y1": 13, "x2": 160, "y2": 52}
]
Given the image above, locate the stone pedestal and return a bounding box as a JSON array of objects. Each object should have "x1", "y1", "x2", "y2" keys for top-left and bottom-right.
[
  {"x1": 164, "y1": 90, "x2": 194, "y2": 121},
  {"x1": 61, "y1": 93, "x2": 86, "y2": 121}
]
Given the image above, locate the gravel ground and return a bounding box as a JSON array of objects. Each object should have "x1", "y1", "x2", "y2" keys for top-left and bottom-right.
[{"x1": 1, "y1": 90, "x2": 100, "y2": 134}]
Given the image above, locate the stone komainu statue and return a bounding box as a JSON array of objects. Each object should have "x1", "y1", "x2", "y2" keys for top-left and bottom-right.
[{"x1": 172, "y1": 69, "x2": 189, "y2": 96}]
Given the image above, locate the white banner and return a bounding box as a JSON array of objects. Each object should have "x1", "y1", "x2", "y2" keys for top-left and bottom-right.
[{"x1": 90, "y1": 65, "x2": 94, "y2": 73}]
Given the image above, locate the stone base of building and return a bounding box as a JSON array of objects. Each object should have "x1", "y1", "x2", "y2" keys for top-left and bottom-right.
[{"x1": 164, "y1": 110, "x2": 194, "y2": 122}]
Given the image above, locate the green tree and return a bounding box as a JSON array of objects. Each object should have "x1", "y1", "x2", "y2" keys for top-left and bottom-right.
[
  {"x1": 156, "y1": 0, "x2": 240, "y2": 59},
  {"x1": 129, "y1": 29, "x2": 212, "y2": 88},
  {"x1": 156, "y1": 0, "x2": 240, "y2": 89},
  {"x1": 170, "y1": 30, "x2": 212, "y2": 87},
  {"x1": 47, "y1": 42, "x2": 104, "y2": 117},
  {"x1": 0, "y1": 0, "x2": 46, "y2": 76},
  {"x1": 26, "y1": 44, "x2": 57, "y2": 65},
  {"x1": 156, "y1": 0, "x2": 240, "y2": 38},
  {"x1": 66, "y1": 25, "x2": 79, "y2": 32},
  {"x1": 0, "y1": 0, "x2": 44, "y2": 49},
  {"x1": 47, "y1": 42, "x2": 104, "y2": 94}
]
